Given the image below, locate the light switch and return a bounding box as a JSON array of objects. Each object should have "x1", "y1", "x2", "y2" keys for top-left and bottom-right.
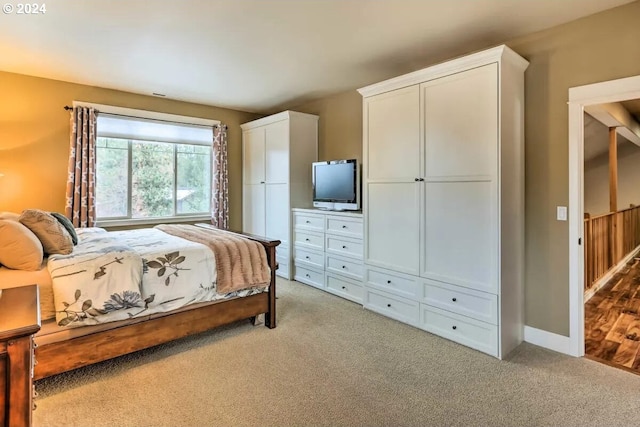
[{"x1": 557, "y1": 206, "x2": 567, "y2": 221}]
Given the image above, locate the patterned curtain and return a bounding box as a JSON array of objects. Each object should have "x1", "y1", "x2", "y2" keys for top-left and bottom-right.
[
  {"x1": 211, "y1": 124, "x2": 229, "y2": 229},
  {"x1": 65, "y1": 107, "x2": 97, "y2": 227}
]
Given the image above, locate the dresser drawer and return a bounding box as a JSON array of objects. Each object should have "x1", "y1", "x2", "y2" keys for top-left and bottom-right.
[
  {"x1": 326, "y1": 217, "x2": 363, "y2": 239},
  {"x1": 326, "y1": 273, "x2": 363, "y2": 303},
  {"x1": 294, "y1": 230, "x2": 324, "y2": 251},
  {"x1": 293, "y1": 212, "x2": 325, "y2": 232},
  {"x1": 294, "y1": 265, "x2": 325, "y2": 289},
  {"x1": 364, "y1": 288, "x2": 419, "y2": 326},
  {"x1": 294, "y1": 247, "x2": 325, "y2": 270},
  {"x1": 366, "y1": 267, "x2": 420, "y2": 299},
  {"x1": 326, "y1": 254, "x2": 364, "y2": 281},
  {"x1": 422, "y1": 280, "x2": 498, "y2": 325},
  {"x1": 420, "y1": 305, "x2": 498, "y2": 357},
  {"x1": 326, "y1": 235, "x2": 363, "y2": 260}
]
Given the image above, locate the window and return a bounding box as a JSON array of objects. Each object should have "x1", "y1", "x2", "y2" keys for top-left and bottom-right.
[{"x1": 95, "y1": 111, "x2": 215, "y2": 224}]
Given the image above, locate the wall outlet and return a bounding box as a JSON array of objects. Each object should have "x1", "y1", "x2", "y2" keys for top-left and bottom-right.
[{"x1": 557, "y1": 206, "x2": 567, "y2": 221}]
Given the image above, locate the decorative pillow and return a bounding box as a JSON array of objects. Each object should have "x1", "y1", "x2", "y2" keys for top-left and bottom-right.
[
  {"x1": 0, "y1": 211, "x2": 20, "y2": 221},
  {"x1": 19, "y1": 209, "x2": 74, "y2": 255},
  {"x1": 50, "y1": 212, "x2": 78, "y2": 245},
  {"x1": 0, "y1": 220, "x2": 44, "y2": 270}
]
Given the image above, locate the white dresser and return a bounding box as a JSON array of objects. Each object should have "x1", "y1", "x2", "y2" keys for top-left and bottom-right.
[
  {"x1": 241, "y1": 111, "x2": 318, "y2": 279},
  {"x1": 292, "y1": 208, "x2": 364, "y2": 303},
  {"x1": 358, "y1": 45, "x2": 528, "y2": 359}
]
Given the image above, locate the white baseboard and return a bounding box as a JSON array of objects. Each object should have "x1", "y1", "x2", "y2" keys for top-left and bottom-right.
[{"x1": 524, "y1": 326, "x2": 576, "y2": 356}]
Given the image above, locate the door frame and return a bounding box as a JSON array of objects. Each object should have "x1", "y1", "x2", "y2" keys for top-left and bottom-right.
[{"x1": 567, "y1": 74, "x2": 640, "y2": 357}]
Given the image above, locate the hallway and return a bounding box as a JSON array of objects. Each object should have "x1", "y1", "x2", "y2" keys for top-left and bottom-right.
[{"x1": 585, "y1": 254, "x2": 640, "y2": 374}]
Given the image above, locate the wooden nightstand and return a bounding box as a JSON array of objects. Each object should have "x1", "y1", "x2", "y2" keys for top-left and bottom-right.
[{"x1": 0, "y1": 285, "x2": 41, "y2": 427}]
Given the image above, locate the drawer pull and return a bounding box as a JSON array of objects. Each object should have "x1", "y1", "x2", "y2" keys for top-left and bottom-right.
[
  {"x1": 452, "y1": 326, "x2": 457, "y2": 330},
  {"x1": 306, "y1": 220, "x2": 310, "y2": 223},
  {"x1": 342, "y1": 286, "x2": 346, "y2": 290},
  {"x1": 387, "y1": 280, "x2": 391, "y2": 284},
  {"x1": 305, "y1": 274, "x2": 310, "y2": 278},
  {"x1": 452, "y1": 297, "x2": 457, "y2": 302},
  {"x1": 342, "y1": 225, "x2": 347, "y2": 228},
  {"x1": 305, "y1": 256, "x2": 310, "y2": 259},
  {"x1": 387, "y1": 303, "x2": 391, "y2": 308},
  {"x1": 305, "y1": 238, "x2": 310, "y2": 242},
  {"x1": 342, "y1": 265, "x2": 346, "y2": 269},
  {"x1": 342, "y1": 245, "x2": 347, "y2": 249}
]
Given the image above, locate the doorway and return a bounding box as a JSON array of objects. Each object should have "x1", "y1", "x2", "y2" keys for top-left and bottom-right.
[{"x1": 568, "y1": 74, "x2": 640, "y2": 358}]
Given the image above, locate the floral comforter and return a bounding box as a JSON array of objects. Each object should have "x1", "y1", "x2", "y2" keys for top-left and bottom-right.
[{"x1": 47, "y1": 227, "x2": 264, "y2": 328}]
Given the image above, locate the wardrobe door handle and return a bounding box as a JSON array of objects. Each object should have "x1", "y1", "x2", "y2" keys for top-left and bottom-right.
[{"x1": 414, "y1": 178, "x2": 420, "y2": 182}]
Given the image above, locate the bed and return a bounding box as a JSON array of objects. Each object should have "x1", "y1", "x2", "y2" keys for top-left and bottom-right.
[{"x1": 0, "y1": 218, "x2": 279, "y2": 380}]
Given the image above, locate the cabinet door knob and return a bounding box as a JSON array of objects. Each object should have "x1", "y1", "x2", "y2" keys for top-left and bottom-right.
[
  {"x1": 305, "y1": 238, "x2": 310, "y2": 242},
  {"x1": 306, "y1": 220, "x2": 310, "y2": 223},
  {"x1": 387, "y1": 280, "x2": 391, "y2": 284},
  {"x1": 305, "y1": 256, "x2": 310, "y2": 259},
  {"x1": 414, "y1": 178, "x2": 420, "y2": 182},
  {"x1": 305, "y1": 274, "x2": 310, "y2": 278},
  {"x1": 387, "y1": 303, "x2": 392, "y2": 308},
  {"x1": 342, "y1": 245, "x2": 347, "y2": 249},
  {"x1": 342, "y1": 286, "x2": 346, "y2": 290},
  {"x1": 342, "y1": 265, "x2": 346, "y2": 269},
  {"x1": 452, "y1": 326, "x2": 457, "y2": 330},
  {"x1": 342, "y1": 225, "x2": 347, "y2": 228},
  {"x1": 452, "y1": 297, "x2": 457, "y2": 302}
]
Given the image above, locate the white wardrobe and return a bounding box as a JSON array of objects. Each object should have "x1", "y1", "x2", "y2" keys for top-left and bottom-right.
[
  {"x1": 358, "y1": 45, "x2": 528, "y2": 358},
  {"x1": 241, "y1": 111, "x2": 318, "y2": 279}
]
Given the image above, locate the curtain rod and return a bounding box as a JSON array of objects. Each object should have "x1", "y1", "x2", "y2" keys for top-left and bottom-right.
[{"x1": 63, "y1": 105, "x2": 226, "y2": 129}]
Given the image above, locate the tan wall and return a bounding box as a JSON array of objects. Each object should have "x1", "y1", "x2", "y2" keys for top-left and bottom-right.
[
  {"x1": 291, "y1": 90, "x2": 363, "y2": 162},
  {"x1": 0, "y1": 72, "x2": 260, "y2": 231},
  {"x1": 293, "y1": 1, "x2": 640, "y2": 336}
]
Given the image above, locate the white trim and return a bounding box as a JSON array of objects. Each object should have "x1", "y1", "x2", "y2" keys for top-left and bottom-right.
[
  {"x1": 524, "y1": 326, "x2": 574, "y2": 355},
  {"x1": 568, "y1": 74, "x2": 640, "y2": 358},
  {"x1": 240, "y1": 110, "x2": 318, "y2": 130},
  {"x1": 357, "y1": 45, "x2": 528, "y2": 98},
  {"x1": 96, "y1": 215, "x2": 211, "y2": 228},
  {"x1": 72, "y1": 101, "x2": 220, "y2": 127}
]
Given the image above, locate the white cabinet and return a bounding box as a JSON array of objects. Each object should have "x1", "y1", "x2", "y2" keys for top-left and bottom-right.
[
  {"x1": 241, "y1": 111, "x2": 318, "y2": 279},
  {"x1": 358, "y1": 45, "x2": 528, "y2": 359},
  {"x1": 293, "y1": 209, "x2": 364, "y2": 303}
]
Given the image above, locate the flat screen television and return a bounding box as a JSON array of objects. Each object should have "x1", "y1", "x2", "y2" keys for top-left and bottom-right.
[{"x1": 312, "y1": 159, "x2": 360, "y2": 211}]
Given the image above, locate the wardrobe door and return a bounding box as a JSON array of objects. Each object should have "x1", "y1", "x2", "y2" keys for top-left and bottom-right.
[
  {"x1": 243, "y1": 128, "x2": 265, "y2": 185},
  {"x1": 363, "y1": 85, "x2": 421, "y2": 275},
  {"x1": 265, "y1": 183, "x2": 289, "y2": 245},
  {"x1": 420, "y1": 64, "x2": 498, "y2": 292},
  {"x1": 243, "y1": 184, "x2": 266, "y2": 237},
  {"x1": 264, "y1": 120, "x2": 289, "y2": 185}
]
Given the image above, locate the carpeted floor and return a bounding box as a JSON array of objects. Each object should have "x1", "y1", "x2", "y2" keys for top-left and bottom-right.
[{"x1": 34, "y1": 278, "x2": 640, "y2": 427}]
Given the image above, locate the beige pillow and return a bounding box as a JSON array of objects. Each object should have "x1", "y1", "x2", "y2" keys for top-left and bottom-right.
[
  {"x1": 19, "y1": 209, "x2": 74, "y2": 255},
  {"x1": 0, "y1": 220, "x2": 44, "y2": 270},
  {"x1": 0, "y1": 211, "x2": 20, "y2": 221}
]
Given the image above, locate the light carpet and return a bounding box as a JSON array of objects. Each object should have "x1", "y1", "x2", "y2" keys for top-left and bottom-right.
[{"x1": 34, "y1": 278, "x2": 640, "y2": 427}]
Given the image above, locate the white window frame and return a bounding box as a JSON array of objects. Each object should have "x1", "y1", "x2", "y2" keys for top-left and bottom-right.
[{"x1": 75, "y1": 102, "x2": 220, "y2": 227}]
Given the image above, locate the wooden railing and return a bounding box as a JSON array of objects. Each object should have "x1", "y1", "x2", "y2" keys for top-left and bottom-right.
[{"x1": 584, "y1": 204, "x2": 640, "y2": 291}]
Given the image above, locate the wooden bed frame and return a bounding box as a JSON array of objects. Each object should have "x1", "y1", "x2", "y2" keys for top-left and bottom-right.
[{"x1": 34, "y1": 227, "x2": 280, "y2": 380}]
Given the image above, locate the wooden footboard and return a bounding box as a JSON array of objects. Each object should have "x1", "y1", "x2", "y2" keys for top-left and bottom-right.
[{"x1": 34, "y1": 226, "x2": 280, "y2": 380}]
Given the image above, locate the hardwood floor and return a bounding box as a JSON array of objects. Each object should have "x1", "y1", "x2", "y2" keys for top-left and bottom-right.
[{"x1": 585, "y1": 256, "x2": 640, "y2": 374}]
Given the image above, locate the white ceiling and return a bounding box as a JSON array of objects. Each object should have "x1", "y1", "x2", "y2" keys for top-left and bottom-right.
[{"x1": 0, "y1": 0, "x2": 635, "y2": 113}]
